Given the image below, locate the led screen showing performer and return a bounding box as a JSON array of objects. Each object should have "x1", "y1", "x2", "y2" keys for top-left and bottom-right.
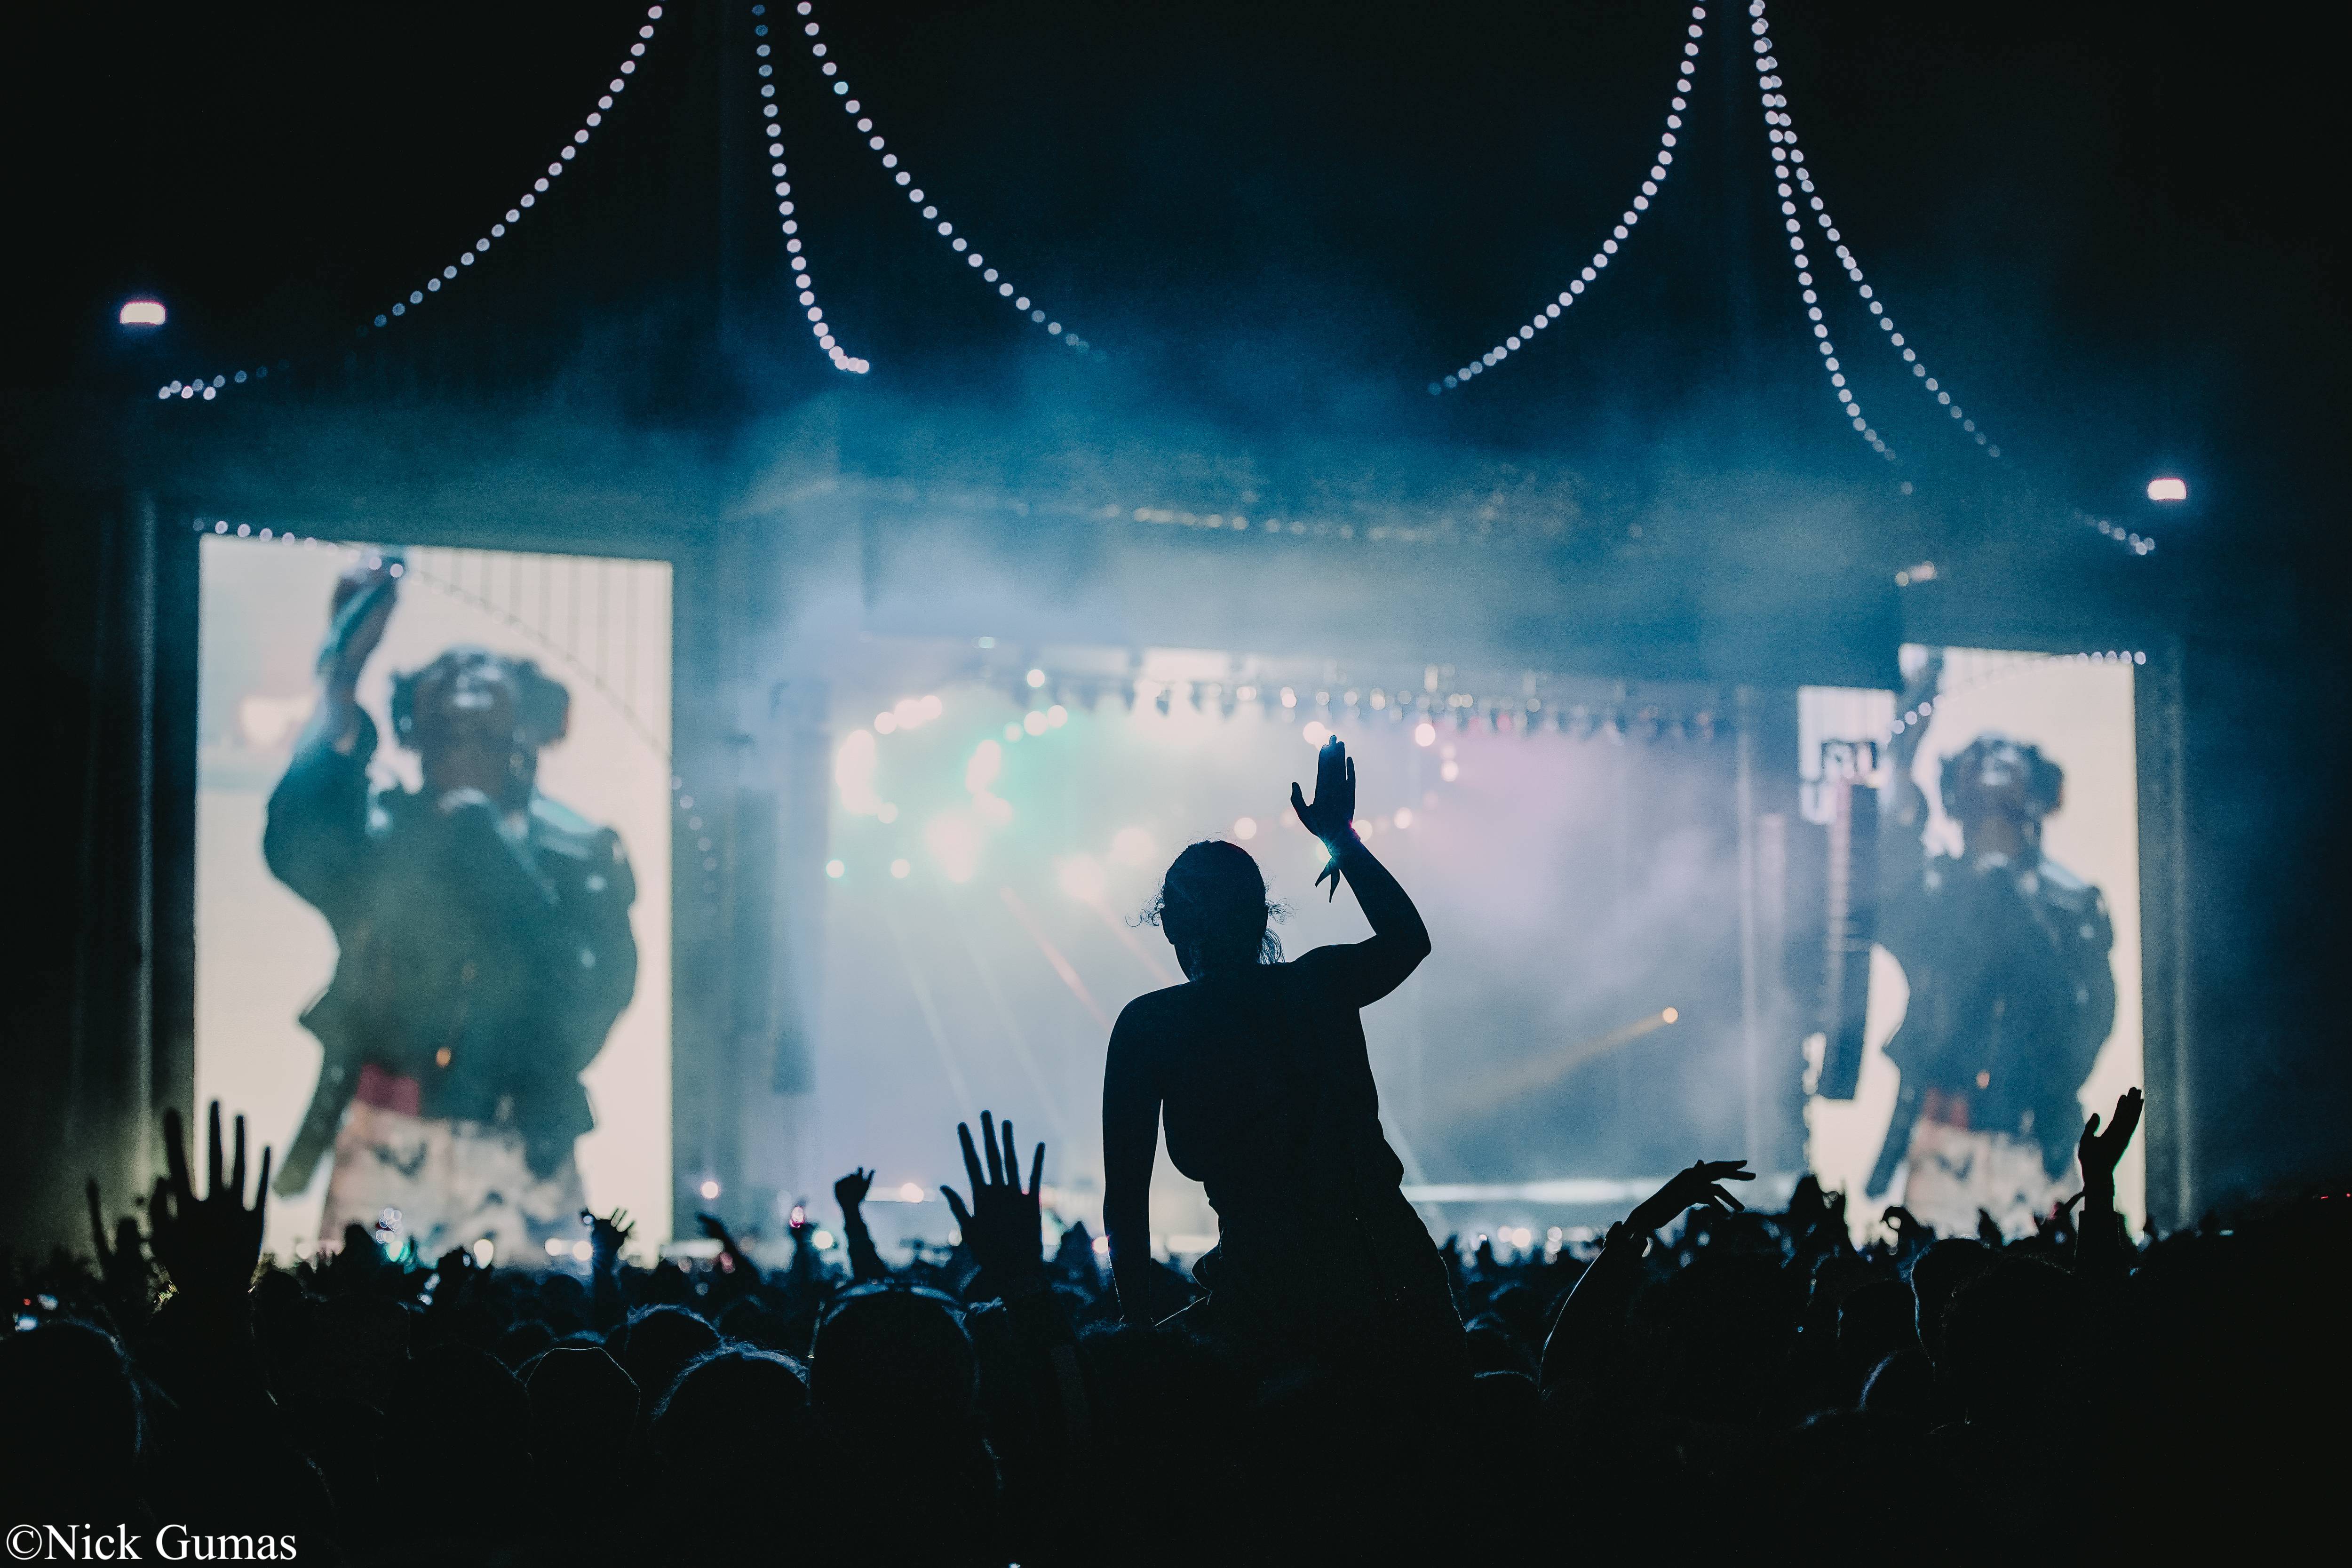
[
  {"x1": 264, "y1": 557, "x2": 637, "y2": 1259},
  {"x1": 1801, "y1": 646, "x2": 2142, "y2": 1237},
  {"x1": 197, "y1": 537, "x2": 672, "y2": 1262}
]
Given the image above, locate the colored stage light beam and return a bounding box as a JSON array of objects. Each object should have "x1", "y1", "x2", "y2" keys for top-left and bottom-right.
[
  {"x1": 880, "y1": 902, "x2": 977, "y2": 1111},
  {"x1": 953, "y1": 920, "x2": 1073, "y2": 1143},
  {"x1": 999, "y1": 887, "x2": 1112, "y2": 1032},
  {"x1": 1436, "y1": 1007, "x2": 1684, "y2": 1126}
]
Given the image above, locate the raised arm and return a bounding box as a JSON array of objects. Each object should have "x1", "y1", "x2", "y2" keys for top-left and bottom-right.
[
  {"x1": 1292, "y1": 738, "x2": 1430, "y2": 1004},
  {"x1": 1100, "y1": 1007, "x2": 1162, "y2": 1327},
  {"x1": 262, "y1": 558, "x2": 398, "y2": 915}
]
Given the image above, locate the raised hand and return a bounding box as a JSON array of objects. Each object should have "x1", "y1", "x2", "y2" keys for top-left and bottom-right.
[
  {"x1": 834, "y1": 1167, "x2": 875, "y2": 1213},
  {"x1": 695, "y1": 1210, "x2": 752, "y2": 1275},
  {"x1": 318, "y1": 556, "x2": 399, "y2": 688},
  {"x1": 940, "y1": 1110, "x2": 1048, "y2": 1295},
  {"x1": 1623, "y1": 1159, "x2": 1753, "y2": 1237},
  {"x1": 1290, "y1": 737, "x2": 1358, "y2": 898},
  {"x1": 86, "y1": 1179, "x2": 154, "y2": 1325},
  {"x1": 584, "y1": 1207, "x2": 634, "y2": 1271},
  {"x1": 149, "y1": 1102, "x2": 271, "y2": 1308},
  {"x1": 2078, "y1": 1087, "x2": 2144, "y2": 1199}
]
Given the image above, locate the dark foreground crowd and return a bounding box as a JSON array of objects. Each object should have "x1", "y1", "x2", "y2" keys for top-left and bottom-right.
[{"x1": 4, "y1": 1097, "x2": 2345, "y2": 1564}]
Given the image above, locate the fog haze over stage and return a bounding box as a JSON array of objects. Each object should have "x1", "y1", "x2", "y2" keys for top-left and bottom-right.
[{"x1": 4, "y1": 0, "x2": 2346, "y2": 1255}]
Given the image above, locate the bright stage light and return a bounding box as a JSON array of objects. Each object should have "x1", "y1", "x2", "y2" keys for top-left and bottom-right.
[
  {"x1": 890, "y1": 858, "x2": 911, "y2": 879},
  {"x1": 1058, "y1": 855, "x2": 1108, "y2": 902},
  {"x1": 826, "y1": 859, "x2": 845, "y2": 879},
  {"x1": 118, "y1": 299, "x2": 167, "y2": 326},
  {"x1": 965, "y1": 739, "x2": 1003, "y2": 793},
  {"x1": 1414, "y1": 721, "x2": 1437, "y2": 747},
  {"x1": 925, "y1": 810, "x2": 982, "y2": 883},
  {"x1": 471, "y1": 1239, "x2": 495, "y2": 1267},
  {"x1": 1279, "y1": 687, "x2": 1297, "y2": 709},
  {"x1": 899, "y1": 1182, "x2": 923, "y2": 1202},
  {"x1": 1233, "y1": 816, "x2": 1258, "y2": 841},
  {"x1": 835, "y1": 730, "x2": 880, "y2": 813},
  {"x1": 874, "y1": 711, "x2": 898, "y2": 733},
  {"x1": 699, "y1": 1178, "x2": 722, "y2": 1200},
  {"x1": 1440, "y1": 761, "x2": 1461, "y2": 782},
  {"x1": 1023, "y1": 710, "x2": 1047, "y2": 735},
  {"x1": 1302, "y1": 721, "x2": 1329, "y2": 746},
  {"x1": 1026, "y1": 668, "x2": 1047, "y2": 688},
  {"x1": 571, "y1": 1240, "x2": 592, "y2": 1262},
  {"x1": 1047, "y1": 704, "x2": 1068, "y2": 727},
  {"x1": 1661, "y1": 1006, "x2": 1679, "y2": 1024},
  {"x1": 2146, "y1": 477, "x2": 2188, "y2": 502},
  {"x1": 1393, "y1": 808, "x2": 1414, "y2": 829}
]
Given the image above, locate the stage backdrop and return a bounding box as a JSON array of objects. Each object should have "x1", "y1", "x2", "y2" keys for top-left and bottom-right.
[
  {"x1": 197, "y1": 537, "x2": 672, "y2": 1260},
  {"x1": 1802, "y1": 646, "x2": 2145, "y2": 1233},
  {"x1": 799, "y1": 639, "x2": 1755, "y2": 1261}
]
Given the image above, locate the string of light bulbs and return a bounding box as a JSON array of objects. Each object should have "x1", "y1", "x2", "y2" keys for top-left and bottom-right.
[
  {"x1": 157, "y1": 7, "x2": 670, "y2": 406},
  {"x1": 776, "y1": 1, "x2": 1090, "y2": 354},
  {"x1": 748, "y1": 4, "x2": 869, "y2": 371},
  {"x1": 2074, "y1": 509, "x2": 2156, "y2": 557},
  {"x1": 1747, "y1": 0, "x2": 1993, "y2": 463},
  {"x1": 1432, "y1": 5, "x2": 1709, "y2": 395}
]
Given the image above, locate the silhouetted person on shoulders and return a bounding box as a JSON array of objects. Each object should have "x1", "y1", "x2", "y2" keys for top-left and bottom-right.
[{"x1": 1102, "y1": 738, "x2": 1464, "y2": 1378}]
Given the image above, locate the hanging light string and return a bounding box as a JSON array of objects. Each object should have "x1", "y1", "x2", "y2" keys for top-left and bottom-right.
[
  {"x1": 2074, "y1": 509, "x2": 2156, "y2": 557},
  {"x1": 1748, "y1": 0, "x2": 1992, "y2": 463},
  {"x1": 1432, "y1": 6, "x2": 1709, "y2": 395},
  {"x1": 157, "y1": 6, "x2": 671, "y2": 406},
  {"x1": 750, "y1": 5, "x2": 870, "y2": 372},
  {"x1": 782, "y1": 2, "x2": 1091, "y2": 354}
]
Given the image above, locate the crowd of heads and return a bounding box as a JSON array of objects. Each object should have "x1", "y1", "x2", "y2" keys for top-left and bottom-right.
[{"x1": 5, "y1": 1098, "x2": 2344, "y2": 1561}]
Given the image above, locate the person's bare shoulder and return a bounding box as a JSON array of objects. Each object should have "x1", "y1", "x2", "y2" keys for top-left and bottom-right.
[{"x1": 1112, "y1": 981, "x2": 1192, "y2": 1036}]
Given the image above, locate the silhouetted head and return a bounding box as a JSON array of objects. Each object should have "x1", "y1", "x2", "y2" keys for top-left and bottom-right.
[
  {"x1": 614, "y1": 1304, "x2": 720, "y2": 1414},
  {"x1": 1940, "y1": 732, "x2": 2062, "y2": 839},
  {"x1": 390, "y1": 645, "x2": 569, "y2": 807},
  {"x1": 527, "y1": 1345, "x2": 638, "y2": 1486},
  {"x1": 1940, "y1": 1255, "x2": 2090, "y2": 1430},
  {"x1": 1144, "y1": 839, "x2": 1283, "y2": 979},
  {"x1": 380, "y1": 1344, "x2": 530, "y2": 1536},
  {"x1": 1909, "y1": 1238, "x2": 1995, "y2": 1363},
  {"x1": 809, "y1": 1285, "x2": 976, "y2": 1440},
  {"x1": 651, "y1": 1347, "x2": 810, "y2": 1489}
]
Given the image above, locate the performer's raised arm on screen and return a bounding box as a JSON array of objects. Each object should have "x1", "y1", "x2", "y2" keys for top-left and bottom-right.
[
  {"x1": 1864, "y1": 653, "x2": 2117, "y2": 1234},
  {"x1": 263, "y1": 557, "x2": 636, "y2": 1264}
]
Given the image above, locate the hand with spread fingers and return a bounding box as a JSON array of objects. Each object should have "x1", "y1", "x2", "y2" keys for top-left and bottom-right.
[
  {"x1": 86, "y1": 1178, "x2": 155, "y2": 1326},
  {"x1": 1290, "y1": 736, "x2": 1359, "y2": 899},
  {"x1": 2078, "y1": 1087, "x2": 2144, "y2": 1202},
  {"x1": 1623, "y1": 1159, "x2": 1755, "y2": 1238},
  {"x1": 149, "y1": 1102, "x2": 272, "y2": 1308},
  {"x1": 835, "y1": 1166, "x2": 875, "y2": 1213},
  {"x1": 941, "y1": 1110, "x2": 1049, "y2": 1296}
]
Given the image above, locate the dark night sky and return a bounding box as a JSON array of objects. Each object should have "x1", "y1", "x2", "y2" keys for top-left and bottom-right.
[{"x1": 8, "y1": 2, "x2": 2341, "y2": 554}]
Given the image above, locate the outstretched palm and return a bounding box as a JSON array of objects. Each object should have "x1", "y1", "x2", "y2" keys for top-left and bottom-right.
[
  {"x1": 2078, "y1": 1087, "x2": 2144, "y2": 1197},
  {"x1": 941, "y1": 1110, "x2": 1047, "y2": 1293},
  {"x1": 1291, "y1": 737, "x2": 1357, "y2": 897},
  {"x1": 149, "y1": 1102, "x2": 271, "y2": 1307}
]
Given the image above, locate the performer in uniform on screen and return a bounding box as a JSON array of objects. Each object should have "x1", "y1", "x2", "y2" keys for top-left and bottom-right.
[
  {"x1": 1863, "y1": 653, "x2": 2116, "y2": 1233},
  {"x1": 264, "y1": 555, "x2": 637, "y2": 1261}
]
